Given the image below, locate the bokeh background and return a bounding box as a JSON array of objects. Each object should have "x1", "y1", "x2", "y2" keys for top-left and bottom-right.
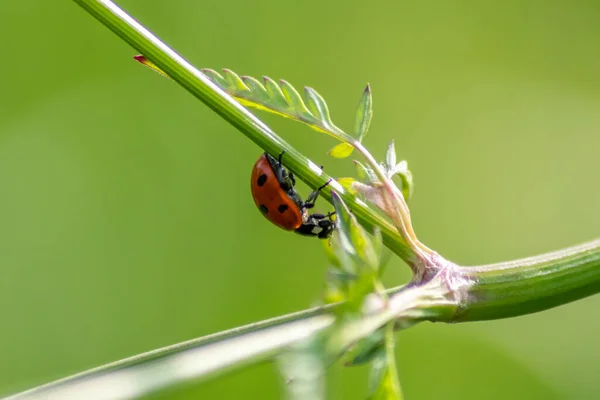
[{"x1": 2, "y1": 1, "x2": 600, "y2": 399}]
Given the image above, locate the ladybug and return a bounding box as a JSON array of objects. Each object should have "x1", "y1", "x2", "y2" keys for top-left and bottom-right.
[{"x1": 251, "y1": 151, "x2": 336, "y2": 239}]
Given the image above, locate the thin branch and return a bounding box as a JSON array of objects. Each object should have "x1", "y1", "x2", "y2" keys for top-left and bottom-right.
[
  {"x1": 8, "y1": 239, "x2": 600, "y2": 399},
  {"x1": 4, "y1": 283, "x2": 441, "y2": 400},
  {"x1": 6, "y1": 314, "x2": 335, "y2": 400}
]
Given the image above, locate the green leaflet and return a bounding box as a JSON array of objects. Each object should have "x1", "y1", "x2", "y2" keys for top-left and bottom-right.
[
  {"x1": 335, "y1": 177, "x2": 358, "y2": 194},
  {"x1": 328, "y1": 142, "x2": 354, "y2": 158},
  {"x1": 133, "y1": 57, "x2": 381, "y2": 159},
  {"x1": 355, "y1": 84, "x2": 373, "y2": 142},
  {"x1": 202, "y1": 69, "x2": 353, "y2": 143},
  {"x1": 383, "y1": 140, "x2": 414, "y2": 201}
]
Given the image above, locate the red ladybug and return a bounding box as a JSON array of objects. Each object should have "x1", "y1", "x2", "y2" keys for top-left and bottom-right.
[{"x1": 250, "y1": 152, "x2": 335, "y2": 239}]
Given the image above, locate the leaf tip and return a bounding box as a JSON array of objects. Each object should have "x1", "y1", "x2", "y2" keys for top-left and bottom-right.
[{"x1": 133, "y1": 54, "x2": 146, "y2": 63}]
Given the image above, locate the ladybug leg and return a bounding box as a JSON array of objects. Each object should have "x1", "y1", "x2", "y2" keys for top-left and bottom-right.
[
  {"x1": 277, "y1": 151, "x2": 296, "y2": 187},
  {"x1": 276, "y1": 169, "x2": 292, "y2": 190},
  {"x1": 312, "y1": 211, "x2": 336, "y2": 224},
  {"x1": 317, "y1": 219, "x2": 336, "y2": 239},
  {"x1": 303, "y1": 179, "x2": 332, "y2": 209},
  {"x1": 288, "y1": 171, "x2": 296, "y2": 187},
  {"x1": 272, "y1": 151, "x2": 296, "y2": 191},
  {"x1": 314, "y1": 212, "x2": 336, "y2": 239},
  {"x1": 277, "y1": 151, "x2": 285, "y2": 165},
  {"x1": 294, "y1": 221, "x2": 319, "y2": 237},
  {"x1": 294, "y1": 212, "x2": 336, "y2": 239}
]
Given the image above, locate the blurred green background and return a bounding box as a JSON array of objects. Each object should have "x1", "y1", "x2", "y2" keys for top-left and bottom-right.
[{"x1": 1, "y1": 0, "x2": 600, "y2": 398}]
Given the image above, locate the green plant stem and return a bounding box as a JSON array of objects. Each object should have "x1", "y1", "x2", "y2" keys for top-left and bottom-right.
[
  {"x1": 9, "y1": 239, "x2": 600, "y2": 399},
  {"x1": 456, "y1": 238, "x2": 600, "y2": 321},
  {"x1": 72, "y1": 0, "x2": 415, "y2": 263},
  {"x1": 6, "y1": 311, "x2": 336, "y2": 400}
]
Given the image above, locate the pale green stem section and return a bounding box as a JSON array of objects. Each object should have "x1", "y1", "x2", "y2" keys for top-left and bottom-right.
[
  {"x1": 5, "y1": 314, "x2": 335, "y2": 400},
  {"x1": 6, "y1": 238, "x2": 600, "y2": 399},
  {"x1": 6, "y1": 282, "x2": 446, "y2": 400}
]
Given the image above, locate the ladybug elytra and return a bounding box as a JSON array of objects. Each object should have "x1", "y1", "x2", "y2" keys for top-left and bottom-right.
[{"x1": 250, "y1": 152, "x2": 336, "y2": 239}]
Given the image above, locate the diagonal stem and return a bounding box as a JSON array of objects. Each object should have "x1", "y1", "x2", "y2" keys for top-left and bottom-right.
[{"x1": 71, "y1": 0, "x2": 417, "y2": 263}]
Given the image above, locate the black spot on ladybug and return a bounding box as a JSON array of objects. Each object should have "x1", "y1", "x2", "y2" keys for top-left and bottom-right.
[
  {"x1": 259, "y1": 204, "x2": 268, "y2": 214},
  {"x1": 257, "y1": 174, "x2": 267, "y2": 187},
  {"x1": 277, "y1": 204, "x2": 289, "y2": 213}
]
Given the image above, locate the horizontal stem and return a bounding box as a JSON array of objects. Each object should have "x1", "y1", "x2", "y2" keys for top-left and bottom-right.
[
  {"x1": 455, "y1": 238, "x2": 600, "y2": 321},
  {"x1": 8, "y1": 239, "x2": 600, "y2": 399},
  {"x1": 6, "y1": 283, "x2": 449, "y2": 400},
  {"x1": 71, "y1": 0, "x2": 415, "y2": 262}
]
